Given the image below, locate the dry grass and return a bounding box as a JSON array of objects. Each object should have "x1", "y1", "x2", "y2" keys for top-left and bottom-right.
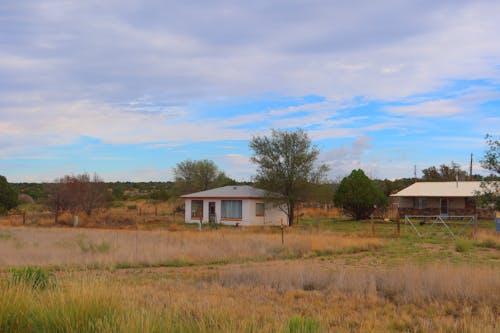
[
  {"x1": 213, "y1": 262, "x2": 500, "y2": 305},
  {"x1": 299, "y1": 207, "x2": 342, "y2": 219},
  {"x1": 0, "y1": 226, "x2": 382, "y2": 267},
  {"x1": 2, "y1": 262, "x2": 498, "y2": 332}
]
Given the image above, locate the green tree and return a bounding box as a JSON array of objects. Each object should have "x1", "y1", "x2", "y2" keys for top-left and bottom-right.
[
  {"x1": 249, "y1": 129, "x2": 329, "y2": 226},
  {"x1": 476, "y1": 134, "x2": 500, "y2": 210},
  {"x1": 0, "y1": 175, "x2": 18, "y2": 214},
  {"x1": 174, "y1": 159, "x2": 234, "y2": 194},
  {"x1": 334, "y1": 169, "x2": 387, "y2": 220},
  {"x1": 421, "y1": 162, "x2": 468, "y2": 181}
]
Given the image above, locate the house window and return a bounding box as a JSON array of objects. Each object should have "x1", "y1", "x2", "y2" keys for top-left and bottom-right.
[
  {"x1": 465, "y1": 197, "x2": 475, "y2": 208},
  {"x1": 221, "y1": 200, "x2": 242, "y2": 219},
  {"x1": 191, "y1": 200, "x2": 203, "y2": 219},
  {"x1": 414, "y1": 198, "x2": 426, "y2": 209},
  {"x1": 256, "y1": 202, "x2": 265, "y2": 216}
]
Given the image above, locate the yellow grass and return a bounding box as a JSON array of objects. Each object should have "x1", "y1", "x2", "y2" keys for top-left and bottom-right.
[
  {"x1": 0, "y1": 226, "x2": 382, "y2": 267},
  {"x1": 1, "y1": 263, "x2": 498, "y2": 332}
]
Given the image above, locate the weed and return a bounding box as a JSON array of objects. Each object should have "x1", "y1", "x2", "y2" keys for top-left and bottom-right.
[
  {"x1": 288, "y1": 316, "x2": 320, "y2": 333},
  {"x1": 9, "y1": 266, "x2": 54, "y2": 290},
  {"x1": 476, "y1": 239, "x2": 500, "y2": 250},
  {"x1": 75, "y1": 235, "x2": 111, "y2": 254},
  {"x1": 0, "y1": 232, "x2": 13, "y2": 240},
  {"x1": 455, "y1": 239, "x2": 473, "y2": 253}
]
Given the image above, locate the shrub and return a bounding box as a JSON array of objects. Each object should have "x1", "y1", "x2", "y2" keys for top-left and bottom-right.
[
  {"x1": 333, "y1": 169, "x2": 387, "y2": 220},
  {"x1": 476, "y1": 239, "x2": 500, "y2": 250},
  {"x1": 455, "y1": 239, "x2": 473, "y2": 253}
]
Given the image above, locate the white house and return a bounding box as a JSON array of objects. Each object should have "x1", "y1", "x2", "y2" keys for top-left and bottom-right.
[{"x1": 181, "y1": 185, "x2": 288, "y2": 226}]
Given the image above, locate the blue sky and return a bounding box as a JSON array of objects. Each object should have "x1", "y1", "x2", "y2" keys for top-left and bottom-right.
[{"x1": 1, "y1": 1, "x2": 499, "y2": 182}]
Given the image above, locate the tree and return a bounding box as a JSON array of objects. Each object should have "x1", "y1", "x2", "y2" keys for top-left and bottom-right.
[
  {"x1": 476, "y1": 134, "x2": 500, "y2": 210},
  {"x1": 0, "y1": 175, "x2": 18, "y2": 214},
  {"x1": 333, "y1": 169, "x2": 387, "y2": 220},
  {"x1": 249, "y1": 129, "x2": 329, "y2": 226},
  {"x1": 174, "y1": 159, "x2": 234, "y2": 194},
  {"x1": 45, "y1": 173, "x2": 110, "y2": 223},
  {"x1": 421, "y1": 162, "x2": 468, "y2": 181},
  {"x1": 481, "y1": 134, "x2": 500, "y2": 175},
  {"x1": 45, "y1": 176, "x2": 71, "y2": 223}
]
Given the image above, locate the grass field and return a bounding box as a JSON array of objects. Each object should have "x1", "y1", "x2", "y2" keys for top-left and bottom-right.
[{"x1": 1, "y1": 218, "x2": 499, "y2": 332}]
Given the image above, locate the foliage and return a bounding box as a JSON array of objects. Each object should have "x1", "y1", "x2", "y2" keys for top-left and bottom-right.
[
  {"x1": 288, "y1": 316, "x2": 320, "y2": 333},
  {"x1": 174, "y1": 159, "x2": 235, "y2": 194},
  {"x1": 10, "y1": 267, "x2": 54, "y2": 290},
  {"x1": 250, "y1": 129, "x2": 329, "y2": 226},
  {"x1": 481, "y1": 134, "x2": 500, "y2": 175},
  {"x1": 455, "y1": 239, "x2": 473, "y2": 253},
  {"x1": 421, "y1": 162, "x2": 468, "y2": 181},
  {"x1": 45, "y1": 173, "x2": 111, "y2": 221},
  {"x1": 374, "y1": 178, "x2": 414, "y2": 196},
  {"x1": 476, "y1": 134, "x2": 500, "y2": 210},
  {"x1": 10, "y1": 183, "x2": 46, "y2": 202},
  {"x1": 334, "y1": 169, "x2": 387, "y2": 220},
  {"x1": 0, "y1": 175, "x2": 18, "y2": 214}
]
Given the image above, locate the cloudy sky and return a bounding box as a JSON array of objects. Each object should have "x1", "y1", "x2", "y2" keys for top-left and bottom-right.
[{"x1": 1, "y1": 0, "x2": 499, "y2": 182}]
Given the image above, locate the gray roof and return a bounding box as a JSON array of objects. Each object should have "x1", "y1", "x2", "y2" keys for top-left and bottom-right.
[
  {"x1": 391, "y1": 181, "x2": 484, "y2": 197},
  {"x1": 181, "y1": 185, "x2": 272, "y2": 199}
]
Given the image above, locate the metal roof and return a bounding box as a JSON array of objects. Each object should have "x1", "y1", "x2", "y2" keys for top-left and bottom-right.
[
  {"x1": 391, "y1": 181, "x2": 485, "y2": 197},
  {"x1": 181, "y1": 185, "x2": 272, "y2": 199}
]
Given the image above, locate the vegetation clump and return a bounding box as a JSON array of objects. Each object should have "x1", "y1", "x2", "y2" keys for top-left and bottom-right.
[
  {"x1": 334, "y1": 169, "x2": 387, "y2": 220},
  {"x1": 9, "y1": 267, "x2": 54, "y2": 290}
]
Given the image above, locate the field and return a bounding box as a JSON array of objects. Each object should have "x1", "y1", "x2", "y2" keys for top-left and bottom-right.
[{"x1": 1, "y1": 213, "x2": 499, "y2": 332}]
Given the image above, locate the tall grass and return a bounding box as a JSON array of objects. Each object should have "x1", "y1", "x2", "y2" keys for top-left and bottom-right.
[
  {"x1": 214, "y1": 263, "x2": 500, "y2": 305},
  {"x1": 0, "y1": 227, "x2": 382, "y2": 267},
  {"x1": 1, "y1": 264, "x2": 498, "y2": 332}
]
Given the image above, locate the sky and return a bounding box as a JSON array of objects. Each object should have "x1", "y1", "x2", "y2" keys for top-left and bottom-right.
[{"x1": 1, "y1": 0, "x2": 499, "y2": 183}]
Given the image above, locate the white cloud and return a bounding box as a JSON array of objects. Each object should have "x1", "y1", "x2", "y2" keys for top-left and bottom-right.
[{"x1": 386, "y1": 100, "x2": 464, "y2": 117}]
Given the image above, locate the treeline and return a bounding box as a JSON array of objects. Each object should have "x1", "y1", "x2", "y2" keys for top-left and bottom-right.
[{"x1": 9, "y1": 161, "x2": 499, "y2": 205}]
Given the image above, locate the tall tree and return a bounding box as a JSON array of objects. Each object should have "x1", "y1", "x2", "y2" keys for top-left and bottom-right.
[
  {"x1": 421, "y1": 162, "x2": 468, "y2": 181},
  {"x1": 249, "y1": 129, "x2": 329, "y2": 226},
  {"x1": 174, "y1": 159, "x2": 234, "y2": 194},
  {"x1": 0, "y1": 175, "x2": 18, "y2": 214},
  {"x1": 477, "y1": 134, "x2": 500, "y2": 210},
  {"x1": 334, "y1": 169, "x2": 387, "y2": 220}
]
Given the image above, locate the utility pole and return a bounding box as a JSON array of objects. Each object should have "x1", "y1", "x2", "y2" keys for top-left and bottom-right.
[
  {"x1": 469, "y1": 153, "x2": 473, "y2": 180},
  {"x1": 414, "y1": 165, "x2": 417, "y2": 183}
]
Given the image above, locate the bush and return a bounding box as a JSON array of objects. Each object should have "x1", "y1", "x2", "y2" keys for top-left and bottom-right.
[
  {"x1": 0, "y1": 175, "x2": 18, "y2": 214},
  {"x1": 333, "y1": 169, "x2": 387, "y2": 220},
  {"x1": 455, "y1": 239, "x2": 473, "y2": 253}
]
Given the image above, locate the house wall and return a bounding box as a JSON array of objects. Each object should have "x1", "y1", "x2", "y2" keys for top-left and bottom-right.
[
  {"x1": 184, "y1": 199, "x2": 288, "y2": 226},
  {"x1": 396, "y1": 196, "x2": 492, "y2": 218}
]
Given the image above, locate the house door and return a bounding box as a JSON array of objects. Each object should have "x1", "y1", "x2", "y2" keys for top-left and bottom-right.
[
  {"x1": 208, "y1": 202, "x2": 216, "y2": 223},
  {"x1": 440, "y1": 198, "x2": 448, "y2": 216}
]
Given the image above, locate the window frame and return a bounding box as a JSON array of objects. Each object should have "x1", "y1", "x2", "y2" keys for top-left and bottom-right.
[
  {"x1": 191, "y1": 200, "x2": 203, "y2": 219},
  {"x1": 221, "y1": 200, "x2": 243, "y2": 220},
  {"x1": 414, "y1": 197, "x2": 426, "y2": 210},
  {"x1": 255, "y1": 202, "x2": 265, "y2": 217}
]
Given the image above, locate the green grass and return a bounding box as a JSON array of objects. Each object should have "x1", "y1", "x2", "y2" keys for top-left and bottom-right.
[
  {"x1": 75, "y1": 235, "x2": 111, "y2": 254},
  {"x1": 455, "y1": 239, "x2": 474, "y2": 253},
  {"x1": 288, "y1": 316, "x2": 320, "y2": 333},
  {"x1": 9, "y1": 267, "x2": 55, "y2": 290},
  {"x1": 0, "y1": 231, "x2": 13, "y2": 240}
]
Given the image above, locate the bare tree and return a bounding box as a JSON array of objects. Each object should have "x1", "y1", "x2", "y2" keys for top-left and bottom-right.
[{"x1": 45, "y1": 173, "x2": 109, "y2": 222}]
